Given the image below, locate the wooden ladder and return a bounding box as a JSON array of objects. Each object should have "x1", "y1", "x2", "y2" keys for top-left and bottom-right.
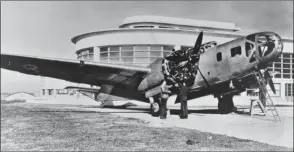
[{"x1": 255, "y1": 71, "x2": 281, "y2": 122}]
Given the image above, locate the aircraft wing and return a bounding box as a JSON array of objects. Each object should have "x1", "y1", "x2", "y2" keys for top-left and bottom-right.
[{"x1": 1, "y1": 53, "x2": 151, "y2": 91}]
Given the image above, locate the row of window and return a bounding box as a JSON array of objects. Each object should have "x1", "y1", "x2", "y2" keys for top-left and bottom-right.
[
  {"x1": 267, "y1": 53, "x2": 293, "y2": 79},
  {"x1": 130, "y1": 25, "x2": 207, "y2": 32},
  {"x1": 77, "y1": 48, "x2": 94, "y2": 60},
  {"x1": 247, "y1": 83, "x2": 294, "y2": 98},
  {"x1": 42, "y1": 89, "x2": 77, "y2": 96},
  {"x1": 216, "y1": 43, "x2": 254, "y2": 62},
  {"x1": 98, "y1": 45, "x2": 192, "y2": 65},
  {"x1": 216, "y1": 35, "x2": 274, "y2": 63},
  {"x1": 285, "y1": 83, "x2": 294, "y2": 97}
]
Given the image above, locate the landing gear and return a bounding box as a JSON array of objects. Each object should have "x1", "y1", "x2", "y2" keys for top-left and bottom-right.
[
  {"x1": 150, "y1": 100, "x2": 161, "y2": 117},
  {"x1": 217, "y1": 95, "x2": 235, "y2": 114}
]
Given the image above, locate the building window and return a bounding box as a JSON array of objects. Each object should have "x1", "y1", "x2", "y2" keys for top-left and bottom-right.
[
  {"x1": 283, "y1": 64, "x2": 290, "y2": 68},
  {"x1": 100, "y1": 53, "x2": 108, "y2": 58},
  {"x1": 283, "y1": 53, "x2": 292, "y2": 58},
  {"x1": 216, "y1": 52, "x2": 222, "y2": 62},
  {"x1": 150, "y1": 51, "x2": 162, "y2": 57},
  {"x1": 77, "y1": 47, "x2": 94, "y2": 61},
  {"x1": 121, "y1": 51, "x2": 133, "y2": 57},
  {"x1": 283, "y1": 59, "x2": 291, "y2": 64},
  {"x1": 109, "y1": 52, "x2": 119, "y2": 58},
  {"x1": 100, "y1": 47, "x2": 108, "y2": 53},
  {"x1": 135, "y1": 45, "x2": 148, "y2": 51},
  {"x1": 274, "y1": 63, "x2": 281, "y2": 68},
  {"x1": 285, "y1": 83, "x2": 294, "y2": 97},
  {"x1": 134, "y1": 51, "x2": 149, "y2": 57},
  {"x1": 283, "y1": 74, "x2": 291, "y2": 79},
  {"x1": 159, "y1": 26, "x2": 174, "y2": 29},
  {"x1": 42, "y1": 89, "x2": 46, "y2": 95},
  {"x1": 267, "y1": 83, "x2": 280, "y2": 97},
  {"x1": 57, "y1": 89, "x2": 68, "y2": 94},
  {"x1": 109, "y1": 46, "x2": 119, "y2": 52},
  {"x1": 150, "y1": 45, "x2": 162, "y2": 57},
  {"x1": 163, "y1": 46, "x2": 173, "y2": 51},
  {"x1": 133, "y1": 26, "x2": 154, "y2": 28},
  {"x1": 231, "y1": 46, "x2": 242, "y2": 57},
  {"x1": 48, "y1": 89, "x2": 54, "y2": 96},
  {"x1": 121, "y1": 46, "x2": 133, "y2": 51},
  {"x1": 121, "y1": 57, "x2": 133, "y2": 63}
]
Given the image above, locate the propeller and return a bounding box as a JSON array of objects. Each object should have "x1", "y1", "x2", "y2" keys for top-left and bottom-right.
[
  {"x1": 190, "y1": 31, "x2": 210, "y2": 88},
  {"x1": 193, "y1": 31, "x2": 203, "y2": 54}
]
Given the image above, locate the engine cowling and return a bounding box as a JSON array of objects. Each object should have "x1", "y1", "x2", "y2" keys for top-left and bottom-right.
[{"x1": 200, "y1": 41, "x2": 217, "y2": 53}]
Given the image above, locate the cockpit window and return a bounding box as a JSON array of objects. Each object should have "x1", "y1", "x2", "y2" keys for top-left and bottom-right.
[
  {"x1": 246, "y1": 34, "x2": 256, "y2": 42},
  {"x1": 257, "y1": 35, "x2": 276, "y2": 57},
  {"x1": 245, "y1": 42, "x2": 256, "y2": 63},
  {"x1": 249, "y1": 52, "x2": 257, "y2": 63},
  {"x1": 231, "y1": 46, "x2": 242, "y2": 57},
  {"x1": 245, "y1": 42, "x2": 254, "y2": 57}
]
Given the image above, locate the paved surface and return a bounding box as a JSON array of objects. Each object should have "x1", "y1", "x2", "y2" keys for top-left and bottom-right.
[
  {"x1": 25, "y1": 95, "x2": 293, "y2": 148},
  {"x1": 80, "y1": 105, "x2": 293, "y2": 148}
]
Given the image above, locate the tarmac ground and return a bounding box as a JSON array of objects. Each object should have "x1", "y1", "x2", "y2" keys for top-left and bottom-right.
[{"x1": 80, "y1": 105, "x2": 293, "y2": 148}]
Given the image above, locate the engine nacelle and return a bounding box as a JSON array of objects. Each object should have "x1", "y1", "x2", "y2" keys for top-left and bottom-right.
[{"x1": 137, "y1": 71, "x2": 164, "y2": 92}]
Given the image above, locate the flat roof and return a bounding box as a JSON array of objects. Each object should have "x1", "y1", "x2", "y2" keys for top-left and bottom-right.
[
  {"x1": 71, "y1": 28, "x2": 293, "y2": 44},
  {"x1": 119, "y1": 15, "x2": 241, "y2": 31}
]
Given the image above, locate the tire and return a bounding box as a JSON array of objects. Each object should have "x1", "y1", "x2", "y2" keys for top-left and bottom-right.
[
  {"x1": 218, "y1": 95, "x2": 234, "y2": 114},
  {"x1": 150, "y1": 101, "x2": 161, "y2": 117}
]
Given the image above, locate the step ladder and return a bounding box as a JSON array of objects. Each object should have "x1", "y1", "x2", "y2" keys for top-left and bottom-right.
[{"x1": 254, "y1": 71, "x2": 281, "y2": 122}]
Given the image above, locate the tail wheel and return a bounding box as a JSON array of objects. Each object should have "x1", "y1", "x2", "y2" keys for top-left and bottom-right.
[{"x1": 150, "y1": 100, "x2": 161, "y2": 117}]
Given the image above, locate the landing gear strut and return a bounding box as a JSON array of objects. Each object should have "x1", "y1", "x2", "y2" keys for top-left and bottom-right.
[{"x1": 217, "y1": 95, "x2": 235, "y2": 114}]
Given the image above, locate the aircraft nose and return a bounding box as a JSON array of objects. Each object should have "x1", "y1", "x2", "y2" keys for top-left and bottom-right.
[
  {"x1": 273, "y1": 33, "x2": 283, "y2": 54},
  {"x1": 257, "y1": 32, "x2": 283, "y2": 58}
]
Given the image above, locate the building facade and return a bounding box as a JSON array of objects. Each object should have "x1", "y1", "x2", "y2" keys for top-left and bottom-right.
[{"x1": 69, "y1": 16, "x2": 293, "y2": 102}]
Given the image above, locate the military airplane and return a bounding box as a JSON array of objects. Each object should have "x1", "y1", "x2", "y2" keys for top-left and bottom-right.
[{"x1": 1, "y1": 31, "x2": 283, "y2": 116}]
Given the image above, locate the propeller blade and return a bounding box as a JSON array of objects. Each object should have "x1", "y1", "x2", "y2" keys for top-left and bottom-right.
[
  {"x1": 193, "y1": 31, "x2": 203, "y2": 54},
  {"x1": 264, "y1": 69, "x2": 276, "y2": 94},
  {"x1": 195, "y1": 65, "x2": 210, "y2": 88}
]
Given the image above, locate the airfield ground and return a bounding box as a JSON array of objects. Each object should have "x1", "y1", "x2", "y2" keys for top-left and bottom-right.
[{"x1": 1, "y1": 101, "x2": 293, "y2": 151}]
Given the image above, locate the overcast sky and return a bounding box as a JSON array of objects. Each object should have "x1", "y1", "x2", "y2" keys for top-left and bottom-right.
[{"x1": 1, "y1": 1, "x2": 293, "y2": 93}]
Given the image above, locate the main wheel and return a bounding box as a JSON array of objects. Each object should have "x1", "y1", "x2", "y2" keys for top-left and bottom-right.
[
  {"x1": 218, "y1": 95, "x2": 235, "y2": 114},
  {"x1": 150, "y1": 101, "x2": 161, "y2": 117}
]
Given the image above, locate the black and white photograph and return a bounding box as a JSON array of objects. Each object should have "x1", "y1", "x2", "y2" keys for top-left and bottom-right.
[{"x1": 1, "y1": 1, "x2": 293, "y2": 151}]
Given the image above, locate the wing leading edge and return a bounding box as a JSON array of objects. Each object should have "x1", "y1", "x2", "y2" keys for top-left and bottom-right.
[{"x1": 1, "y1": 53, "x2": 151, "y2": 91}]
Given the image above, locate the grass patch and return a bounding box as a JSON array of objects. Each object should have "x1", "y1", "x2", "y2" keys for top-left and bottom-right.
[{"x1": 1, "y1": 103, "x2": 292, "y2": 151}]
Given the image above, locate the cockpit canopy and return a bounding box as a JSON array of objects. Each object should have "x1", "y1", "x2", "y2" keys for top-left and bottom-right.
[{"x1": 245, "y1": 32, "x2": 283, "y2": 63}]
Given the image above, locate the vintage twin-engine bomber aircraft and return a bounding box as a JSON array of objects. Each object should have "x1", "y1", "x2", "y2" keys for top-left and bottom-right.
[{"x1": 1, "y1": 31, "x2": 283, "y2": 116}]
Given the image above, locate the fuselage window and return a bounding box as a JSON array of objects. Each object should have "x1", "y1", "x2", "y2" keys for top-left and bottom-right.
[
  {"x1": 245, "y1": 42, "x2": 254, "y2": 57},
  {"x1": 231, "y1": 46, "x2": 242, "y2": 57},
  {"x1": 216, "y1": 52, "x2": 222, "y2": 62}
]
